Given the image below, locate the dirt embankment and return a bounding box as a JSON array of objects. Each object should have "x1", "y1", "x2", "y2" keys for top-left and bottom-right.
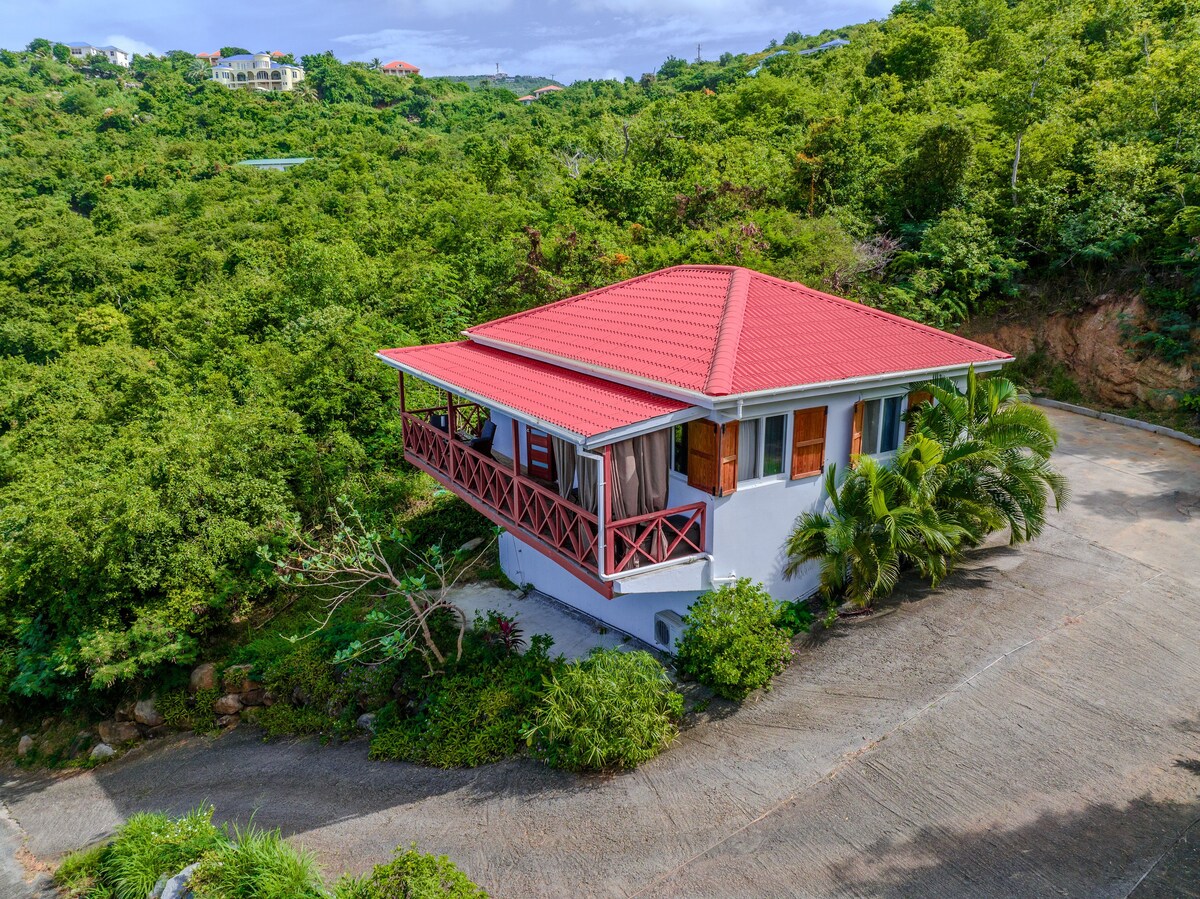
[{"x1": 962, "y1": 295, "x2": 1194, "y2": 410}]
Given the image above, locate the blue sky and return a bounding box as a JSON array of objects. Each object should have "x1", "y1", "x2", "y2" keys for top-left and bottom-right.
[{"x1": 6, "y1": 0, "x2": 891, "y2": 82}]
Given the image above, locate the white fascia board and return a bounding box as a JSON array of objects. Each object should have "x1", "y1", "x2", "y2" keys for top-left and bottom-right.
[
  {"x1": 712, "y1": 360, "x2": 1011, "y2": 416},
  {"x1": 583, "y1": 406, "x2": 708, "y2": 450},
  {"x1": 375, "y1": 353, "x2": 587, "y2": 446}
]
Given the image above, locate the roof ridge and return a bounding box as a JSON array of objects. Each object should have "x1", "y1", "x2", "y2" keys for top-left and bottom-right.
[{"x1": 704, "y1": 268, "x2": 750, "y2": 396}]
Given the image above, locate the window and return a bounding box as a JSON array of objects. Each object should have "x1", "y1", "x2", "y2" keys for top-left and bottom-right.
[
  {"x1": 857, "y1": 396, "x2": 904, "y2": 456},
  {"x1": 737, "y1": 414, "x2": 788, "y2": 482},
  {"x1": 672, "y1": 423, "x2": 689, "y2": 475}
]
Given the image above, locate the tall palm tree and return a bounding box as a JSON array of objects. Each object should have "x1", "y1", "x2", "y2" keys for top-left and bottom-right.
[{"x1": 907, "y1": 366, "x2": 1069, "y2": 544}]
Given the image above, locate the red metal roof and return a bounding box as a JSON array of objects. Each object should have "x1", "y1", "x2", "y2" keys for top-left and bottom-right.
[
  {"x1": 378, "y1": 341, "x2": 689, "y2": 438},
  {"x1": 382, "y1": 60, "x2": 419, "y2": 71},
  {"x1": 466, "y1": 265, "x2": 1012, "y2": 397}
]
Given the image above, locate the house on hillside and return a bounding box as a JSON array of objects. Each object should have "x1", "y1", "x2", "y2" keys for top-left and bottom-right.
[
  {"x1": 211, "y1": 52, "x2": 304, "y2": 91},
  {"x1": 516, "y1": 94, "x2": 536, "y2": 105},
  {"x1": 377, "y1": 266, "x2": 1011, "y2": 649},
  {"x1": 196, "y1": 51, "x2": 221, "y2": 65},
  {"x1": 381, "y1": 60, "x2": 420, "y2": 76},
  {"x1": 66, "y1": 43, "x2": 131, "y2": 67},
  {"x1": 532, "y1": 84, "x2": 563, "y2": 97}
]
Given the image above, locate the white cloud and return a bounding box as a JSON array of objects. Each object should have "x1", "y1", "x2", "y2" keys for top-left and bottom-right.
[{"x1": 104, "y1": 33, "x2": 160, "y2": 56}]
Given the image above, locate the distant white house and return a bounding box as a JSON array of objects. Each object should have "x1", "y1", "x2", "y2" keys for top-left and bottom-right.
[
  {"x1": 66, "y1": 43, "x2": 131, "y2": 68},
  {"x1": 532, "y1": 84, "x2": 563, "y2": 97},
  {"x1": 211, "y1": 52, "x2": 304, "y2": 92},
  {"x1": 516, "y1": 94, "x2": 535, "y2": 105},
  {"x1": 381, "y1": 60, "x2": 420, "y2": 76}
]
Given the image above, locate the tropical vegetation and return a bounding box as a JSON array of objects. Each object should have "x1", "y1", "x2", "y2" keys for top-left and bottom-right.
[
  {"x1": 785, "y1": 371, "x2": 1067, "y2": 607},
  {"x1": 675, "y1": 580, "x2": 795, "y2": 699},
  {"x1": 1, "y1": 0, "x2": 1196, "y2": 712},
  {"x1": 54, "y1": 806, "x2": 486, "y2": 899},
  {"x1": 523, "y1": 648, "x2": 684, "y2": 771}
]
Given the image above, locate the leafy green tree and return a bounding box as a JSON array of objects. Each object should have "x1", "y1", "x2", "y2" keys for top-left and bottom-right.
[{"x1": 219, "y1": 46, "x2": 250, "y2": 57}]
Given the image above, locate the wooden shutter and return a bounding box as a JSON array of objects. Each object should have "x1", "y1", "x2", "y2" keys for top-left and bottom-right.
[
  {"x1": 686, "y1": 419, "x2": 739, "y2": 496},
  {"x1": 718, "y1": 420, "x2": 739, "y2": 496},
  {"x1": 790, "y1": 406, "x2": 827, "y2": 479},
  {"x1": 849, "y1": 401, "x2": 865, "y2": 463},
  {"x1": 907, "y1": 390, "x2": 933, "y2": 411},
  {"x1": 686, "y1": 420, "x2": 719, "y2": 494}
]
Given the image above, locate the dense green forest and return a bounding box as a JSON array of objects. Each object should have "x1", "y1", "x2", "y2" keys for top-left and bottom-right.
[{"x1": 1, "y1": 0, "x2": 1197, "y2": 710}]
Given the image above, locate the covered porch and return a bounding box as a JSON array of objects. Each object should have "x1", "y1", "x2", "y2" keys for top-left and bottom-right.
[{"x1": 379, "y1": 342, "x2": 711, "y2": 597}]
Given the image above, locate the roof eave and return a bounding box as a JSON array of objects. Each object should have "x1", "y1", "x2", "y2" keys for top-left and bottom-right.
[{"x1": 377, "y1": 351, "x2": 596, "y2": 445}]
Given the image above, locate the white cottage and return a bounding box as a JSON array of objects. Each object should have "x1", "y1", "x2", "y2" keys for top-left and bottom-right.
[{"x1": 377, "y1": 265, "x2": 1012, "y2": 649}]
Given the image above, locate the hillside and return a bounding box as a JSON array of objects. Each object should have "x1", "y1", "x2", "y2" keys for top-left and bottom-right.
[{"x1": 0, "y1": 0, "x2": 1197, "y2": 710}]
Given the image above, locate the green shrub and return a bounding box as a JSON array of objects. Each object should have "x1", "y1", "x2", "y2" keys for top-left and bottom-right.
[
  {"x1": 675, "y1": 580, "x2": 793, "y2": 700},
  {"x1": 96, "y1": 807, "x2": 228, "y2": 899},
  {"x1": 524, "y1": 648, "x2": 683, "y2": 771},
  {"x1": 370, "y1": 634, "x2": 560, "y2": 767},
  {"x1": 335, "y1": 845, "x2": 488, "y2": 899},
  {"x1": 253, "y1": 702, "x2": 339, "y2": 739},
  {"x1": 190, "y1": 823, "x2": 326, "y2": 899}
]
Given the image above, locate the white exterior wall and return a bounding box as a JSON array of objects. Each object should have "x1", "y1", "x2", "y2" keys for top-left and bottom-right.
[{"x1": 483, "y1": 373, "x2": 971, "y2": 649}]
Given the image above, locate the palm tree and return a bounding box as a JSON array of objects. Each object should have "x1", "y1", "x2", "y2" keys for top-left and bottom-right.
[
  {"x1": 369, "y1": 58, "x2": 381, "y2": 71},
  {"x1": 907, "y1": 366, "x2": 1069, "y2": 544},
  {"x1": 784, "y1": 454, "x2": 965, "y2": 609}
]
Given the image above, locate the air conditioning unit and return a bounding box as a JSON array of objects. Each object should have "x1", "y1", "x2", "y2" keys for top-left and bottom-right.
[{"x1": 653, "y1": 610, "x2": 686, "y2": 652}]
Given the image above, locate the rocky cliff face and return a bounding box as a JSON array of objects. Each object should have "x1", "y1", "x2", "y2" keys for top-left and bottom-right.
[{"x1": 962, "y1": 296, "x2": 1194, "y2": 410}]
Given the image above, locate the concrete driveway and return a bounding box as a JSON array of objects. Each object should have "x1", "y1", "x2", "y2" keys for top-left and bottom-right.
[{"x1": 4, "y1": 408, "x2": 1199, "y2": 898}]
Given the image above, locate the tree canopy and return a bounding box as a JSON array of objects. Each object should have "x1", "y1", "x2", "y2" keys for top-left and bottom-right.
[{"x1": 0, "y1": 0, "x2": 1196, "y2": 707}]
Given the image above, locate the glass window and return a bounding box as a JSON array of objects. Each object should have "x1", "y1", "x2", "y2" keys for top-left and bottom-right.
[
  {"x1": 880, "y1": 396, "x2": 902, "y2": 453},
  {"x1": 763, "y1": 415, "x2": 786, "y2": 476},
  {"x1": 861, "y1": 396, "x2": 904, "y2": 455},
  {"x1": 672, "y1": 423, "x2": 689, "y2": 475},
  {"x1": 861, "y1": 400, "x2": 881, "y2": 455},
  {"x1": 737, "y1": 419, "x2": 758, "y2": 481}
]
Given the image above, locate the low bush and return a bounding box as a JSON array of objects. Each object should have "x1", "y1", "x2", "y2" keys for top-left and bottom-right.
[
  {"x1": 190, "y1": 823, "x2": 326, "y2": 899},
  {"x1": 335, "y1": 845, "x2": 488, "y2": 899},
  {"x1": 524, "y1": 648, "x2": 683, "y2": 771},
  {"x1": 370, "y1": 632, "x2": 561, "y2": 767},
  {"x1": 675, "y1": 580, "x2": 793, "y2": 700}
]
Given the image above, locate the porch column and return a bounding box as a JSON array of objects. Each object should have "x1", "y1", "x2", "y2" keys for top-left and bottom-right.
[
  {"x1": 602, "y1": 444, "x2": 613, "y2": 575},
  {"x1": 446, "y1": 391, "x2": 456, "y2": 480},
  {"x1": 397, "y1": 373, "x2": 406, "y2": 447},
  {"x1": 511, "y1": 419, "x2": 522, "y2": 520}
]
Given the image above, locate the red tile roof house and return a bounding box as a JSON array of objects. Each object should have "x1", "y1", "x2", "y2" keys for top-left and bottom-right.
[
  {"x1": 377, "y1": 265, "x2": 1011, "y2": 649},
  {"x1": 381, "y1": 60, "x2": 420, "y2": 76}
]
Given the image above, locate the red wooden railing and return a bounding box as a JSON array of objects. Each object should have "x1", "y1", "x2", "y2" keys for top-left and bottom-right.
[
  {"x1": 607, "y1": 502, "x2": 707, "y2": 574},
  {"x1": 401, "y1": 406, "x2": 707, "y2": 581},
  {"x1": 402, "y1": 413, "x2": 599, "y2": 570}
]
